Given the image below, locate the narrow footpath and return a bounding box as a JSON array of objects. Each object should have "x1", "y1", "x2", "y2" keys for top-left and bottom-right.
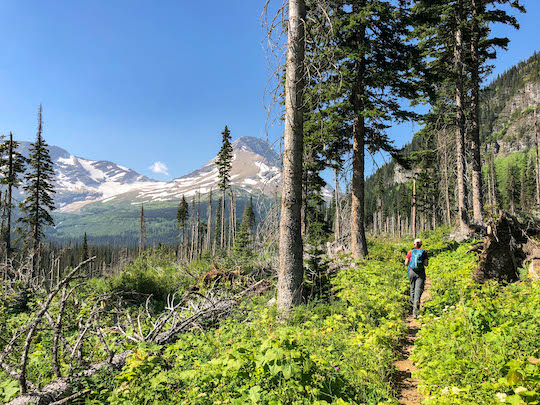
[{"x1": 393, "y1": 280, "x2": 431, "y2": 405}]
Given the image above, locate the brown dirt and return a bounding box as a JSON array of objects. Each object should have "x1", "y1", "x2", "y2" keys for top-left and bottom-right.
[{"x1": 393, "y1": 279, "x2": 431, "y2": 405}]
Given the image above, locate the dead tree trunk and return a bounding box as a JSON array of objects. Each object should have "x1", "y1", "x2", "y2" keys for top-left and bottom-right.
[{"x1": 277, "y1": 0, "x2": 306, "y2": 315}]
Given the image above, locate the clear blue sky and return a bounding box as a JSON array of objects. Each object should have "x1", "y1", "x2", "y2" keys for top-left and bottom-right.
[{"x1": 0, "y1": 1, "x2": 538, "y2": 180}]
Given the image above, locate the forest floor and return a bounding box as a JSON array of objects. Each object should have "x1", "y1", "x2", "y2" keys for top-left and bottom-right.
[{"x1": 393, "y1": 279, "x2": 431, "y2": 405}]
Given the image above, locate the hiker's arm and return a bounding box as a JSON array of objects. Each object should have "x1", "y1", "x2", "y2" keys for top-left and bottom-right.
[
  {"x1": 424, "y1": 252, "x2": 429, "y2": 267},
  {"x1": 404, "y1": 257, "x2": 410, "y2": 266}
]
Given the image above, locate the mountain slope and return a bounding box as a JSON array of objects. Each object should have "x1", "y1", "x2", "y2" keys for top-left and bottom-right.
[
  {"x1": 17, "y1": 141, "x2": 157, "y2": 209},
  {"x1": 89, "y1": 136, "x2": 282, "y2": 207},
  {"x1": 363, "y1": 51, "x2": 540, "y2": 222},
  {"x1": 47, "y1": 136, "x2": 282, "y2": 243}
]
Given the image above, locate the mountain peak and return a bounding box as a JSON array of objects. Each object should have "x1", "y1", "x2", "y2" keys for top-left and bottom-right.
[{"x1": 231, "y1": 136, "x2": 280, "y2": 162}]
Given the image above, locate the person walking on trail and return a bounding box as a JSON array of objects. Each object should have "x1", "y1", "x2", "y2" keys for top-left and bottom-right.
[{"x1": 405, "y1": 238, "x2": 429, "y2": 318}]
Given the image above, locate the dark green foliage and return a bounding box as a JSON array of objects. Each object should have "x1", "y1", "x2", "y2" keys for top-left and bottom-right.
[
  {"x1": 216, "y1": 126, "x2": 233, "y2": 193},
  {"x1": 233, "y1": 197, "x2": 256, "y2": 257},
  {"x1": 18, "y1": 105, "x2": 56, "y2": 252},
  {"x1": 176, "y1": 195, "x2": 189, "y2": 234},
  {"x1": 506, "y1": 162, "x2": 521, "y2": 213},
  {"x1": 214, "y1": 197, "x2": 222, "y2": 249},
  {"x1": 0, "y1": 132, "x2": 26, "y2": 251},
  {"x1": 81, "y1": 232, "x2": 89, "y2": 262}
]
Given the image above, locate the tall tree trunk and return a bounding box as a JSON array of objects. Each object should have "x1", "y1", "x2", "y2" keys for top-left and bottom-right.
[
  {"x1": 277, "y1": 0, "x2": 306, "y2": 314},
  {"x1": 443, "y1": 139, "x2": 452, "y2": 225},
  {"x1": 535, "y1": 109, "x2": 540, "y2": 205},
  {"x1": 6, "y1": 133, "x2": 13, "y2": 254},
  {"x1": 454, "y1": 3, "x2": 470, "y2": 233},
  {"x1": 490, "y1": 152, "x2": 498, "y2": 208},
  {"x1": 195, "y1": 192, "x2": 200, "y2": 258},
  {"x1": 207, "y1": 189, "x2": 213, "y2": 252},
  {"x1": 411, "y1": 178, "x2": 417, "y2": 237},
  {"x1": 220, "y1": 191, "x2": 225, "y2": 250},
  {"x1": 470, "y1": 0, "x2": 484, "y2": 224},
  {"x1": 334, "y1": 168, "x2": 341, "y2": 241},
  {"x1": 350, "y1": 17, "x2": 368, "y2": 259}
]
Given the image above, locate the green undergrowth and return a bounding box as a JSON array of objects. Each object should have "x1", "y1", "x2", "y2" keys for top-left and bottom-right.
[
  {"x1": 72, "y1": 240, "x2": 410, "y2": 405},
  {"x1": 412, "y1": 236, "x2": 540, "y2": 404}
]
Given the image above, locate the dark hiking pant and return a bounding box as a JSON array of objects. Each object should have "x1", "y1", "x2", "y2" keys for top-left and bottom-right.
[{"x1": 408, "y1": 269, "x2": 425, "y2": 316}]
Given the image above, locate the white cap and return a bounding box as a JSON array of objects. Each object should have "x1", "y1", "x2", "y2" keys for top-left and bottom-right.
[{"x1": 414, "y1": 238, "x2": 422, "y2": 246}]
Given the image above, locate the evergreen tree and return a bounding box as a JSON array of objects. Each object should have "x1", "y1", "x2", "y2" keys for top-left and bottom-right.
[
  {"x1": 320, "y1": 0, "x2": 421, "y2": 257},
  {"x1": 177, "y1": 195, "x2": 189, "y2": 256},
  {"x1": 18, "y1": 105, "x2": 56, "y2": 272},
  {"x1": 0, "y1": 132, "x2": 26, "y2": 253},
  {"x1": 81, "y1": 232, "x2": 89, "y2": 262},
  {"x1": 468, "y1": 0, "x2": 524, "y2": 224},
  {"x1": 233, "y1": 197, "x2": 256, "y2": 257},
  {"x1": 524, "y1": 154, "x2": 537, "y2": 209},
  {"x1": 506, "y1": 163, "x2": 521, "y2": 213},
  {"x1": 214, "y1": 196, "x2": 222, "y2": 251},
  {"x1": 138, "y1": 204, "x2": 146, "y2": 253},
  {"x1": 216, "y1": 126, "x2": 233, "y2": 250}
]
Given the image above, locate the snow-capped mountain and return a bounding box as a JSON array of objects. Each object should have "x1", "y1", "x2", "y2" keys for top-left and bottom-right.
[
  {"x1": 85, "y1": 136, "x2": 283, "y2": 208},
  {"x1": 17, "y1": 141, "x2": 157, "y2": 211},
  {"x1": 21, "y1": 136, "x2": 282, "y2": 213}
]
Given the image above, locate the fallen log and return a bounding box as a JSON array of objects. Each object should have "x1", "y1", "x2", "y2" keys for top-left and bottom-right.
[{"x1": 7, "y1": 279, "x2": 268, "y2": 404}]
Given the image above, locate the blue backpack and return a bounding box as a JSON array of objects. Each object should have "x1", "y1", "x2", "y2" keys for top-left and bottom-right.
[{"x1": 409, "y1": 248, "x2": 425, "y2": 273}]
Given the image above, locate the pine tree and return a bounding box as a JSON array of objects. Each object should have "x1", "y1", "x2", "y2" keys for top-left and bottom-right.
[
  {"x1": 81, "y1": 232, "x2": 89, "y2": 262},
  {"x1": 214, "y1": 196, "x2": 222, "y2": 251},
  {"x1": 233, "y1": 197, "x2": 256, "y2": 256},
  {"x1": 18, "y1": 105, "x2": 56, "y2": 272},
  {"x1": 138, "y1": 204, "x2": 147, "y2": 253},
  {"x1": 216, "y1": 126, "x2": 233, "y2": 250},
  {"x1": 322, "y1": 0, "x2": 421, "y2": 258},
  {"x1": 0, "y1": 132, "x2": 26, "y2": 253},
  {"x1": 468, "y1": 0, "x2": 524, "y2": 224},
  {"x1": 177, "y1": 195, "x2": 189, "y2": 257},
  {"x1": 506, "y1": 163, "x2": 521, "y2": 214},
  {"x1": 524, "y1": 154, "x2": 537, "y2": 209}
]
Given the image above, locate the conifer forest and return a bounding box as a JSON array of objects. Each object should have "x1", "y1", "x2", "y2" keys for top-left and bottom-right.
[{"x1": 1, "y1": 1, "x2": 540, "y2": 404}]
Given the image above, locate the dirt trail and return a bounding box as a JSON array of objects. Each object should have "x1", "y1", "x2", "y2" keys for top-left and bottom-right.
[{"x1": 393, "y1": 279, "x2": 431, "y2": 405}]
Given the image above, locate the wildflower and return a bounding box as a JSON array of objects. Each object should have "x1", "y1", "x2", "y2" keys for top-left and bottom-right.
[
  {"x1": 515, "y1": 386, "x2": 527, "y2": 394},
  {"x1": 451, "y1": 387, "x2": 462, "y2": 395},
  {"x1": 495, "y1": 392, "x2": 507, "y2": 402},
  {"x1": 441, "y1": 387, "x2": 450, "y2": 395}
]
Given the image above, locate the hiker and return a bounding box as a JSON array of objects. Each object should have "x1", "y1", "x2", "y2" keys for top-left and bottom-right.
[{"x1": 405, "y1": 238, "x2": 429, "y2": 318}]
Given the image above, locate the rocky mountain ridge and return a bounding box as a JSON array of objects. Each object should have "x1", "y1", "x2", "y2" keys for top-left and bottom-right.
[{"x1": 16, "y1": 136, "x2": 282, "y2": 213}]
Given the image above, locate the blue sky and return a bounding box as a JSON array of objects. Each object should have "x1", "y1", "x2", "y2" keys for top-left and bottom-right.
[{"x1": 0, "y1": 1, "x2": 538, "y2": 181}]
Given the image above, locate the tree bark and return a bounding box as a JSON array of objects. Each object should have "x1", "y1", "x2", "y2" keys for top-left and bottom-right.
[
  {"x1": 535, "y1": 109, "x2": 540, "y2": 205},
  {"x1": 443, "y1": 136, "x2": 452, "y2": 225},
  {"x1": 6, "y1": 133, "x2": 14, "y2": 254},
  {"x1": 454, "y1": 2, "x2": 470, "y2": 234},
  {"x1": 207, "y1": 189, "x2": 213, "y2": 252},
  {"x1": 470, "y1": 0, "x2": 484, "y2": 224},
  {"x1": 277, "y1": 0, "x2": 306, "y2": 315},
  {"x1": 350, "y1": 17, "x2": 368, "y2": 259},
  {"x1": 334, "y1": 168, "x2": 341, "y2": 241},
  {"x1": 220, "y1": 191, "x2": 225, "y2": 250},
  {"x1": 411, "y1": 178, "x2": 417, "y2": 237}
]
